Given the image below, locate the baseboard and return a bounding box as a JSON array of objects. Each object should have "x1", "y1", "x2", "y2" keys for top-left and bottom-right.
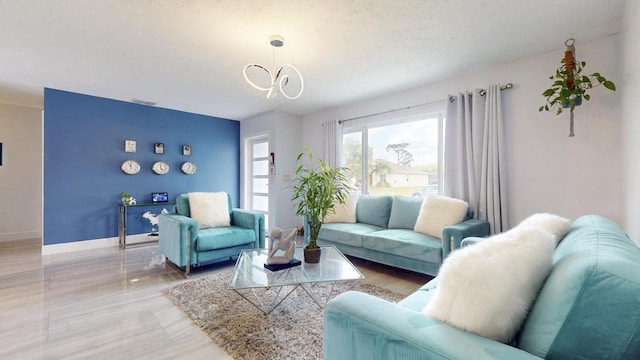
[
  {"x1": 41, "y1": 237, "x2": 117, "y2": 255},
  {"x1": 41, "y1": 233, "x2": 156, "y2": 255},
  {"x1": 0, "y1": 230, "x2": 42, "y2": 243}
]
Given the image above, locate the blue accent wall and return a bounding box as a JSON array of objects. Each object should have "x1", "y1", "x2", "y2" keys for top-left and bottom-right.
[{"x1": 43, "y1": 88, "x2": 240, "y2": 245}]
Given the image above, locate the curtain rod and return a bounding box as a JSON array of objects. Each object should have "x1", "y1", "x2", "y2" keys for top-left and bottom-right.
[
  {"x1": 449, "y1": 82, "x2": 513, "y2": 102},
  {"x1": 337, "y1": 99, "x2": 445, "y2": 125},
  {"x1": 338, "y1": 83, "x2": 513, "y2": 124}
]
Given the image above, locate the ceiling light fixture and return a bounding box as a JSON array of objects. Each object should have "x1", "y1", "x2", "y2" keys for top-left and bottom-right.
[{"x1": 243, "y1": 35, "x2": 304, "y2": 100}]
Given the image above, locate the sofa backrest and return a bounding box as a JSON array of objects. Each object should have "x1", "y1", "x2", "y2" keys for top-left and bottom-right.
[
  {"x1": 175, "y1": 193, "x2": 233, "y2": 218},
  {"x1": 356, "y1": 195, "x2": 393, "y2": 228},
  {"x1": 517, "y1": 215, "x2": 640, "y2": 359},
  {"x1": 359, "y1": 195, "x2": 474, "y2": 230}
]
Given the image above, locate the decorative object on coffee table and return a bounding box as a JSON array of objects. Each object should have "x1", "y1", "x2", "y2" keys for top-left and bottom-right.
[
  {"x1": 291, "y1": 147, "x2": 352, "y2": 263},
  {"x1": 266, "y1": 227, "x2": 298, "y2": 265},
  {"x1": 539, "y1": 38, "x2": 616, "y2": 137}
]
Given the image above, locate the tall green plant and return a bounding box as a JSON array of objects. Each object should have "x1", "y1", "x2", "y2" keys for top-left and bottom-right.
[{"x1": 291, "y1": 147, "x2": 353, "y2": 249}]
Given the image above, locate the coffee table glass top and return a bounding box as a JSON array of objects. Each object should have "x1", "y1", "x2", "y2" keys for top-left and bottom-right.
[{"x1": 228, "y1": 245, "x2": 363, "y2": 290}]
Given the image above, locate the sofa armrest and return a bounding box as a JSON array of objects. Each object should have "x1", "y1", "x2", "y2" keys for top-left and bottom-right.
[
  {"x1": 231, "y1": 208, "x2": 265, "y2": 248},
  {"x1": 324, "y1": 291, "x2": 541, "y2": 360},
  {"x1": 441, "y1": 219, "x2": 490, "y2": 257},
  {"x1": 461, "y1": 236, "x2": 486, "y2": 248},
  {"x1": 158, "y1": 213, "x2": 198, "y2": 267}
]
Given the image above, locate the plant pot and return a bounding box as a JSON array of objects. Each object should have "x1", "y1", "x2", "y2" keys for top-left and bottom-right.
[
  {"x1": 304, "y1": 246, "x2": 321, "y2": 263},
  {"x1": 562, "y1": 95, "x2": 582, "y2": 108}
]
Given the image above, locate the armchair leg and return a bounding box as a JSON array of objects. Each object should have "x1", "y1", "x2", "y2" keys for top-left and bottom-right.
[
  {"x1": 164, "y1": 259, "x2": 189, "y2": 278},
  {"x1": 186, "y1": 228, "x2": 192, "y2": 278}
]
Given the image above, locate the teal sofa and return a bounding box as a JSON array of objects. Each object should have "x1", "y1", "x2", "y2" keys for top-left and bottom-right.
[
  {"x1": 323, "y1": 215, "x2": 640, "y2": 359},
  {"x1": 315, "y1": 195, "x2": 490, "y2": 276},
  {"x1": 158, "y1": 193, "x2": 265, "y2": 276}
]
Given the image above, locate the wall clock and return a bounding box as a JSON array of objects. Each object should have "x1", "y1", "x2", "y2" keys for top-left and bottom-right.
[
  {"x1": 121, "y1": 160, "x2": 141, "y2": 175},
  {"x1": 181, "y1": 161, "x2": 196, "y2": 175},
  {"x1": 152, "y1": 161, "x2": 169, "y2": 175}
]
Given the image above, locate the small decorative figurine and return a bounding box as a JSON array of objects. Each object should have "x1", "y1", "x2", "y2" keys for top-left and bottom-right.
[
  {"x1": 267, "y1": 227, "x2": 298, "y2": 265},
  {"x1": 143, "y1": 208, "x2": 169, "y2": 236}
]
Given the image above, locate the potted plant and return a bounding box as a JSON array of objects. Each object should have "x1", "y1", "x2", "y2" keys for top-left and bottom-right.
[
  {"x1": 291, "y1": 147, "x2": 352, "y2": 263},
  {"x1": 121, "y1": 192, "x2": 136, "y2": 205},
  {"x1": 539, "y1": 38, "x2": 616, "y2": 137}
]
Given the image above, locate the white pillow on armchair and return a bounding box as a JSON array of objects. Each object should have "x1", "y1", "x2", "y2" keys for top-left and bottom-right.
[{"x1": 188, "y1": 192, "x2": 230, "y2": 229}]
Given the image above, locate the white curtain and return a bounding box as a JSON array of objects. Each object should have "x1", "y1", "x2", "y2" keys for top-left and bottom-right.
[
  {"x1": 444, "y1": 84, "x2": 508, "y2": 233},
  {"x1": 322, "y1": 119, "x2": 342, "y2": 167}
]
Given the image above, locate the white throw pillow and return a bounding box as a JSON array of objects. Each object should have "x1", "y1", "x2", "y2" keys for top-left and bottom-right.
[
  {"x1": 188, "y1": 192, "x2": 230, "y2": 229},
  {"x1": 422, "y1": 226, "x2": 555, "y2": 343},
  {"x1": 324, "y1": 192, "x2": 358, "y2": 224},
  {"x1": 518, "y1": 213, "x2": 571, "y2": 245},
  {"x1": 414, "y1": 195, "x2": 468, "y2": 239}
]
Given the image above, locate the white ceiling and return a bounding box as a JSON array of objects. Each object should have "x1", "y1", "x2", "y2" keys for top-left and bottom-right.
[{"x1": 0, "y1": 0, "x2": 624, "y2": 120}]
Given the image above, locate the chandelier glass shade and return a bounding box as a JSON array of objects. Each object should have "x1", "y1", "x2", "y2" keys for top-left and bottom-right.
[{"x1": 243, "y1": 36, "x2": 304, "y2": 100}]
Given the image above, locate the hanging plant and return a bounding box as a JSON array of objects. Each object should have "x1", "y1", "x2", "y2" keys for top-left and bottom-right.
[{"x1": 538, "y1": 38, "x2": 616, "y2": 137}]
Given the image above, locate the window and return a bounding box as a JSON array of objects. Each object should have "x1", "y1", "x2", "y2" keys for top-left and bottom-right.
[
  {"x1": 342, "y1": 106, "x2": 444, "y2": 199},
  {"x1": 245, "y1": 135, "x2": 270, "y2": 230}
]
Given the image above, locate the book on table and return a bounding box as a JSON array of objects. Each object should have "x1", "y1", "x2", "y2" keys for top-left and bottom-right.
[{"x1": 264, "y1": 258, "x2": 302, "y2": 271}]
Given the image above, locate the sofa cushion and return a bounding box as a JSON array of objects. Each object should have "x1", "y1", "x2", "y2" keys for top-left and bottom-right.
[
  {"x1": 196, "y1": 226, "x2": 256, "y2": 251},
  {"x1": 517, "y1": 215, "x2": 640, "y2": 359},
  {"x1": 423, "y1": 226, "x2": 555, "y2": 343},
  {"x1": 356, "y1": 195, "x2": 393, "y2": 228},
  {"x1": 387, "y1": 195, "x2": 423, "y2": 230},
  {"x1": 362, "y1": 229, "x2": 443, "y2": 263},
  {"x1": 414, "y1": 195, "x2": 468, "y2": 239},
  {"x1": 319, "y1": 223, "x2": 382, "y2": 247},
  {"x1": 188, "y1": 192, "x2": 231, "y2": 229},
  {"x1": 324, "y1": 192, "x2": 359, "y2": 224}
]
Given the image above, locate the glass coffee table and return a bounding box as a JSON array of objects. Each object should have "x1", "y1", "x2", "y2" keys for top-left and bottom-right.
[{"x1": 228, "y1": 245, "x2": 364, "y2": 315}]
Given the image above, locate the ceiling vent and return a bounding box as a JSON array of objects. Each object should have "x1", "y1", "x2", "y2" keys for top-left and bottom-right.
[{"x1": 131, "y1": 98, "x2": 157, "y2": 106}]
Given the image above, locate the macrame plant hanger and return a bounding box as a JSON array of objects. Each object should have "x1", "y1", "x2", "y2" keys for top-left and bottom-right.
[{"x1": 564, "y1": 38, "x2": 577, "y2": 137}]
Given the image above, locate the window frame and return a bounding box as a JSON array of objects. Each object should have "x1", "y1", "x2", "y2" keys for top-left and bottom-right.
[{"x1": 341, "y1": 101, "x2": 446, "y2": 196}]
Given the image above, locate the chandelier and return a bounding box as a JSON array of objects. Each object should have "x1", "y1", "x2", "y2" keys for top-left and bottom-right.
[{"x1": 243, "y1": 35, "x2": 304, "y2": 100}]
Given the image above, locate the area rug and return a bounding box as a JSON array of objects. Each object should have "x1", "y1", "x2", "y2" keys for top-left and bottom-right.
[{"x1": 163, "y1": 268, "x2": 405, "y2": 360}]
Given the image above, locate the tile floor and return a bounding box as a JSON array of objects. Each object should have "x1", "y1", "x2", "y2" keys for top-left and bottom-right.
[{"x1": 0, "y1": 238, "x2": 430, "y2": 359}]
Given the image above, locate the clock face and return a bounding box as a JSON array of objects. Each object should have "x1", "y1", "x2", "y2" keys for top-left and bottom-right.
[
  {"x1": 152, "y1": 161, "x2": 170, "y2": 175},
  {"x1": 121, "y1": 160, "x2": 141, "y2": 175},
  {"x1": 181, "y1": 161, "x2": 196, "y2": 175}
]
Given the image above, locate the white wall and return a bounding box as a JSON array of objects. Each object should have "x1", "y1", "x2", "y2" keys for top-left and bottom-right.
[
  {"x1": 303, "y1": 35, "x2": 623, "y2": 229},
  {"x1": 240, "y1": 110, "x2": 302, "y2": 232},
  {"x1": 0, "y1": 103, "x2": 43, "y2": 242},
  {"x1": 622, "y1": 0, "x2": 640, "y2": 245}
]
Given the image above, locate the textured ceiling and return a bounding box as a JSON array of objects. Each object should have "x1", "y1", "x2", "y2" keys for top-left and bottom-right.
[{"x1": 0, "y1": 0, "x2": 624, "y2": 120}]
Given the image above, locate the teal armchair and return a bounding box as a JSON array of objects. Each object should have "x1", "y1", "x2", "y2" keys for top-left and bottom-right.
[{"x1": 158, "y1": 193, "x2": 265, "y2": 276}]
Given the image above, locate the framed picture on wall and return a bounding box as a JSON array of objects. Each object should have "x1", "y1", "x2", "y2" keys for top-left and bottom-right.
[
  {"x1": 154, "y1": 142, "x2": 164, "y2": 154},
  {"x1": 182, "y1": 144, "x2": 191, "y2": 156},
  {"x1": 125, "y1": 140, "x2": 136, "y2": 153}
]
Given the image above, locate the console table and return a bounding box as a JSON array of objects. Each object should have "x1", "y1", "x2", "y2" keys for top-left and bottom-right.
[{"x1": 118, "y1": 202, "x2": 175, "y2": 249}]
